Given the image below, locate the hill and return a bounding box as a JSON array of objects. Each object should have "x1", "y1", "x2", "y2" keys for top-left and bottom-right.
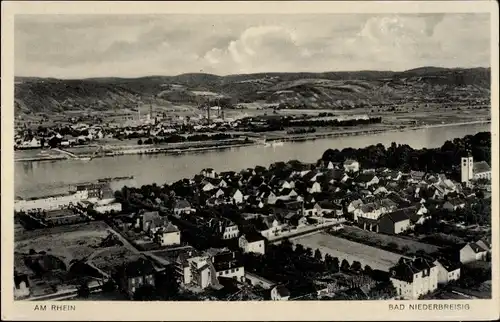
[{"x1": 14, "y1": 67, "x2": 490, "y2": 114}]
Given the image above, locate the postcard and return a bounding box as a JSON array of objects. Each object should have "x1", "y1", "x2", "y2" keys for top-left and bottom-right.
[{"x1": 1, "y1": 1, "x2": 499, "y2": 321}]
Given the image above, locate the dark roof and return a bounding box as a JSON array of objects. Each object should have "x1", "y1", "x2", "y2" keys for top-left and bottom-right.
[
  {"x1": 275, "y1": 285, "x2": 290, "y2": 297},
  {"x1": 317, "y1": 201, "x2": 341, "y2": 210},
  {"x1": 435, "y1": 258, "x2": 461, "y2": 272},
  {"x1": 124, "y1": 257, "x2": 156, "y2": 277},
  {"x1": 467, "y1": 242, "x2": 488, "y2": 253},
  {"x1": 473, "y1": 161, "x2": 491, "y2": 173},
  {"x1": 174, "y1": 199, "x2": 191, "y2": 209},
  {"x1": 355, "y1": 173, "x2": 376, "y2": 183},
  {"x1": 390, "y1": 257, "x2": 435, "y2": 283},
  {"x1": 381, "y1": 207, "x2": 415, "y2": 223},
  {"x1": 163, "y1": 222, "x2": 180, "y2": 233},
  {"x1": 243, "y1": 233, "x2": 265, "y2": 243},
  {"x1": 14, "y1": 274, "x2": 30, "y2": 288}
]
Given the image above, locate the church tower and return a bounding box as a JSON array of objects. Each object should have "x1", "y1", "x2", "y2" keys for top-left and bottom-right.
[{"x1": 461, "y1": 154, "x2": 474, "y2": 183}]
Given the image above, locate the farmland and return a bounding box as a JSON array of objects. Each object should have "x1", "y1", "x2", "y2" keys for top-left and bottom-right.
[{"x1": 292, "y1": 232, "x2": 405, "y2": 272}]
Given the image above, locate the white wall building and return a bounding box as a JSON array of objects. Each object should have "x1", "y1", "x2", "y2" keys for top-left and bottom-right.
[
  {"x1": 390, "y1": 258, "x2": 438, "y2": 300},
  {"x1": 239, "y1": 235, "x2": 266, "y2": 255}
]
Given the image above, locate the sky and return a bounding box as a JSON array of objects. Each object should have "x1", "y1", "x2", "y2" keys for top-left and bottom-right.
[{"x1": 14, "y1": 13, "x2": 491, "y2": 78}]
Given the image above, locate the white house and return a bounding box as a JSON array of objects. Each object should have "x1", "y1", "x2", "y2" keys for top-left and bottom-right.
[
  {"x1": 239, "y1": 234, "x2": 266, "y2": 255},
  {"x1": 459, "y1": 242, "x2": 488, "y2": 264},
  {"x1": 343, "y1": 160, "x2": 360, "y2": 173},
  {"x1": 307, "y1": 182, "x2": 322, "y2": 194},
  {"x1": 433, "y1": 259, "x2": 461, "y2": 285},
  {"x1": 14, "y1": 275, "x2": 30, "y2": 299},
  {"x1": 232, "y1": 189, "x2": 244, "y2": 204},
  {"x1": 155, "y1": 223, "x2": 181, "y2": 246},
  {"x1": 200, "y1": 168, "x2": 218, "y2": 179},
  {"x1": 390, "y1": 258, "x2": 439, "y2": 300}
]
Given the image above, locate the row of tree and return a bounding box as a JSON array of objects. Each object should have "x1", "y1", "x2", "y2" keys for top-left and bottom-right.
[
  {"x1": 137, "y1": 133, "x2": 234, "y2": 145},
  {"x1": 321, "y1": 132, "x2": 491, "y2": 180}
]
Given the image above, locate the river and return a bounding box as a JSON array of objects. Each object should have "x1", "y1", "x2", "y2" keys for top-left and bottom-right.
[{"x1": 15, "y1": 123, "x2": 489, "y2": 199}]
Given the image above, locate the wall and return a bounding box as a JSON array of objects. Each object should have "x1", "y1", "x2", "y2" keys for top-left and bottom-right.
[
  {"x1": 14, "y1": 191, "x2": 88, "y2": 212},
  {"x1": 160, "y1": 232, "x2": 181, "y2": 246},
  {"x1": 216, "y1": 266, "x2": 245, "y2": 282}
]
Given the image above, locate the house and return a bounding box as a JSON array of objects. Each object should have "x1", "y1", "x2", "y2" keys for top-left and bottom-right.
[
  {"x1": 231, "y1": 188, "x2": 244, "y2": 204},
  {"x1": 473, "y1": 161, "x2": 491, "y2": 180},
  {"x1": 212, "y1": 251, "x2": 245, "y2": 282},
  {"x1": 239, "y1": 234, "x2": 266, "y2": 255},
  {"x1": 245, "y1": 272, "x2": 275, "y2": 289},
  {"x1": 173, "y1": 199, "x2": 195, "y2": 215},
  {"x1": 277, "y1": 188, "x2": 298, "y2": 201},
  {"x1": 141, "y1": 211, "x2": 166, "y2": 233},
  {"x1": 354, "y1": 173, "x2": 379, "y2": 188},
  {"x1": 258, "y1": 216, "x2": 285, "y2": 239},
  {"x1": 307, "y1": 181, "x2": 322, "y2": 194},
  {"x1": 154, "y1": 222, "x2": 181, "y2": 246},
  {"x1": 210, "y1": 218, "x2": 240, "y2": 240},
  {"x1": 178, "y1": 254, "x2": 218, "y2": 289},
  {"x1": 343, "y1": 160, "x2": 360, "y2": 173},
  {"x1": 200, "y1": 168, "x2": 218, "y2": 179},
  {"x1": 354, "y1": 203, "x2": 385, "y2": 222},
  {"x1": 117, "y1": 257, "x2": 156, "y2": 299},
  {"x1": 459, "y1": 242, "x2": 488, "y2": 264},
  {"x1": 14, "y1": 274, "x2": 30, "y2": 299},
  {"x1": 442, "y1": 199, "x2": 466, "y2": 211},
  {"x1": 260, "y1": 190, "x2": 278, "y2": 205},
  {"x1": 348, "y1": 199, "x2": 364, "y2": 214},
  {"x1": 433, "y1": 258, "x2": 461, "y2": 285},
  {"x1": 389, "y1": 257, "x2": 438, "y2": 300},
  {"x1": 378, "y1": 209, "x2": 412, "y2": 235},
  {"x1": 409, "y1": 171, "x2": 426, "y2": 183},
  {"x1": 314, "y1": 201, "x2": 342, "y2": 217},
  {"x1": 202, "y1": 181, "x2": 217, "y2": 192},
  {"x1": 271, "y1": 285, "x2": 291, "y2": 301},
  {"x1": 386, "y1": 171, "x2": 403, "y2": 181}
]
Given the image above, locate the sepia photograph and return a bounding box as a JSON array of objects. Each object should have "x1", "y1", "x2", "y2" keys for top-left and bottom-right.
[{"x1": 1, "y1": 1, "x2": 498, "y2": 321}]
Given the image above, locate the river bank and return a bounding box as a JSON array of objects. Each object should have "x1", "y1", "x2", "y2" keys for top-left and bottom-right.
[
  {"x1": 16, "y1": 122, "x2": 489, "y2": 199},
  {"x1": 14, "y1": 120, "x2": 491, "y2": 162}
]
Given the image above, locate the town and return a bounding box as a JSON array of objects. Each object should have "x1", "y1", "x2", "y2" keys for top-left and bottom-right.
[{"x1": 14, "y1": 131, "x2": 492, "y2": 301}]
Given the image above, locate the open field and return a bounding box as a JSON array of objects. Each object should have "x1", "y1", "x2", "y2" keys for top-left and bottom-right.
[
  {"x1": 334, "y1": 225, "x2": 441, "y2": 254},
  {"x1": 90, "y1": 246, "x2": 139, "y2": 273},
  {"x1": 292, "y1": 232, "x2": 405, "y2": 272},
  {"x1": 15, "y1": 221, "x2": 113, "y2": 263}
]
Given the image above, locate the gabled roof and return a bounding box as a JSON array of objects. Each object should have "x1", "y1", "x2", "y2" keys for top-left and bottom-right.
[
  {"x1": 163, "y1": 222, "x2": 180, "y2": 233},
  {"x1": 381, "y1": 207, "x2": 415, "y2": 223},
  {"x1": 174, "y1": 199, "x2": 191, "y2": 209},
  {"x1": 355, "y1": 173, "x2": 376, "y2": 183},
  {"x1": 435, "y1": 258, "x2": 461, "y2": 272},
  {"x1": 390, "y1": 257, "x2": 435, "y2": 282},
  {"x1": 123, "y1": 257, "x2": 156, "y2": 277},
  {"x1": 243, "y1": 233, "x2": 265, "y2": 243},
  {"x1": 473, "y1": 161, "x2": 491, "y2": 174},
  {"x1": 467, "y1": 242, "x2": 488, "y2": 253}
]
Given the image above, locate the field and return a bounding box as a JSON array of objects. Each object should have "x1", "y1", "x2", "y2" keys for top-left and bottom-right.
[
  {"x1": 15, "y1": 221, "x2": 113, "y2": 263},
  {"x1": 90, "y1": 246, "x2": 139, "y2": 273},
  {"x1": 335, "y1": 225, "x2": 441, "y2": 254},
  {"x1": 292, "y1": 232, "x2": 404, "y2": 272}
]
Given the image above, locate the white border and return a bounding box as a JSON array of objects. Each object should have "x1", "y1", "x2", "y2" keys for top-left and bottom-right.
[{"x1": 1, "y1": 1, "x2": 499, "y2": 321}]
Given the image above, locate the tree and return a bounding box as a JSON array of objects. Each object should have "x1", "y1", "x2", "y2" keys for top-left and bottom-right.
[
  {"x1": 331, "y1": 257, "x2": 340, "y2": 273},
  {"x1": 138, "y1": 139, "x2": 143, "y2": 145},
  {"x1": 364, "y1": 265, "x2": 373, "y2": 275},
  {"x1": 314, "y1": 249, "x2": 323, "y2": 262},
  {"x1": 401, "y1": 245, "x2": 411, "y2": 254},
  {"x1": 340, "y1": 259, "x2": 350, "y2": 272},
  {"x1": 133, "y1": 284, "x2": 157, "y2": 301},
  {"x1": 77, "y1": 282, "x2": 90, "y2": 298},
  {"x1": 294, "y1": 244, "x2": 305, "y2": 256},
  {"x1": 351, "y1": 261, "x2": 362, "y2": 273}
]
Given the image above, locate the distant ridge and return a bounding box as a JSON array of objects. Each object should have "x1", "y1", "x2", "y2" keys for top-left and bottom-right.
[{"x1": 14, "y1": 67, "x2": 490, "y2": 114}]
